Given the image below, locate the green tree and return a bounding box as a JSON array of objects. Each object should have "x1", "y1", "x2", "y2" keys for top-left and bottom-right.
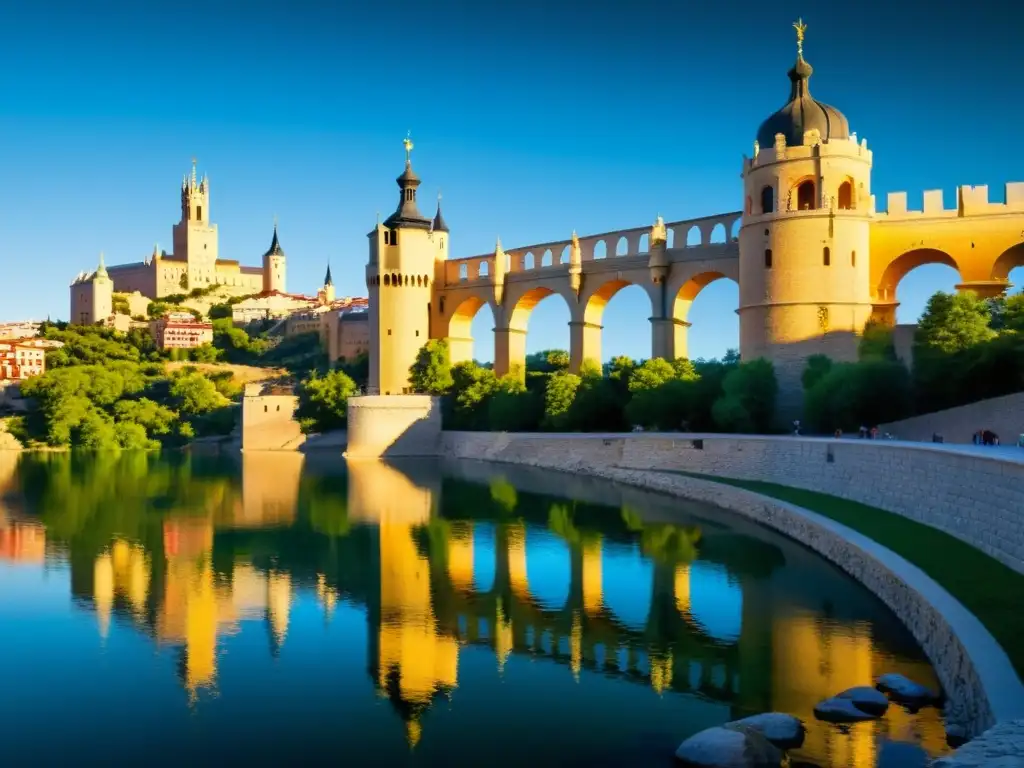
[
  {"x1": 627, "y1": 358, "x2": 678, "y2": 393},
  {"x1": 487, "y1": 375, "x2": 539, "y2": 431},
  {"x1": 858, "y1": 320, "x2": 897, "y2": 361},
  {"x1": 295, "y1": 369, "x2": 358, "y2": 433},
  {"x1": 542, "y1": 370, "x2": 581, "y2": 431},
  {"x1": 914, "y1": 291, "x2": 995, "y2": 355},
  {"x1": 208, "y1": 303, "x2": 233, "y2": 320},
  {"x1": 170, "y1": 373, "x2": 228, "y2": 416},
  {"x1": 711, "y1": 358, "x2": 777, "y2": 433},
  {"x1": 409, "y1": 339, "x2": 454, "y2": 395},
  {"x1": 446, "y1": 362, "x2": 499, "y2": 430},
  {"x1": 802, "y1": 354, "x2": 833, "y2": 390},
  {"x1": 804, "y1": 361, "x2": 912, "y2": 432}
]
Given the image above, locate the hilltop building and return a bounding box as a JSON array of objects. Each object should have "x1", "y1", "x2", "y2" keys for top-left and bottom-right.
[{"x1": 151, "y1": 312, "x2": 214, "y2": 351}]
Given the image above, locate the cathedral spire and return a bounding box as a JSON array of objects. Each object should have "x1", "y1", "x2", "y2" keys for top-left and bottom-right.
[
  {"x1": 96, "y1": 251, "x2": 108, "y2": 279},
  {"x1": 432, "y1": 191, "x2": 449, "y2": 233},
  {"x1": 324, "y1": 262, "x2": 333, "y2": 287}
]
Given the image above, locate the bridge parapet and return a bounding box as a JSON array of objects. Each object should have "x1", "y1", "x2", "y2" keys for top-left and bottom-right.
[
  {"x1": 443, "y1": 210, "x2": 742, "y2": 284},
  {"x1": 872, "y1": 182, "x2": 1024, "y2": 220}
]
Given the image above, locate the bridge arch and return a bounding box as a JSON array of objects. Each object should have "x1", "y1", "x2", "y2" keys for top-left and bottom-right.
[
  {"x1": 872, "y1": 248, "x2": 963, "y2": 326},
  {"x1": 993, "y1": 241, "x2": 1024, "y2": 283},
  {"x1": 664, "y1": 267, "x2": 740, "y2": 360},
  {"x1": 577, "y1": 278, "x2": 657, "y2": 369},
  {"x1": 497, "y1": 284, "x2": 575, "y2": 377},
  {"x1": 442, "y1": 294, "x2": 497, "y2": 365}
]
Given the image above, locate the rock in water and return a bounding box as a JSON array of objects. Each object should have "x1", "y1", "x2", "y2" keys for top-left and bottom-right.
[
  {"x1": 875, "y1": 673, "x2": 939, "y2": 705},
  {"x1": 813, "y1": 697, "x2": 880, "y2": 723},
  {"x1": 726, "y1": 713, "x2": 806, "y2": 749},
  {"x1": 835, "y1": 686, "x2": 890, "y2": 716},
  {"x1": 674, "y1": 724, "x2": 784, "y2": 767}
]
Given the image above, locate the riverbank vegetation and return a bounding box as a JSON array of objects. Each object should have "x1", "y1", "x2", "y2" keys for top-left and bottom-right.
[
  {"x1": 408, "y1": 339, "x2": 779, "y2": 434},
  {"x1": 6, "y1": 321, "x2": 329, "y2": 450},
  {"x1": 801, "y1": 292, "x2": 1024, "y2": 432}
]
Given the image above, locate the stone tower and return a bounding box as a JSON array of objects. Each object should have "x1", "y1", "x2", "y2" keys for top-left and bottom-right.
[
  {"x1": 171, "y1": 159, "x2": 219, "y2": 291},
  {"x1": 69, "y1": 253, "x2": 113, "y2": 326},
  {"x1": 262, "y1": 222, "x2": 287, "y2": 293},
  {"x1": 366, "y1": 135, "x2": 444, "y2": 395},
  {"x1": 320, "y1": 263, "x2": 336, "y2": 305},
  {"x1": 738, "y1": 20, "x2": 874, "y2": 416}
]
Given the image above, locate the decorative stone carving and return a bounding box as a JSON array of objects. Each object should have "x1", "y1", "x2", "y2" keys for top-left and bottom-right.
[{"x1": 817, "y1": 306, "x2": 829, "y2": 331}]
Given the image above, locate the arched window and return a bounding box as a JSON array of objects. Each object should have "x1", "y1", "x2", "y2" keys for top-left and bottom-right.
[
  {"x1": 760, "y1": 186, "x2": 774, "y2": 214},
  {"x1": 796, "y1": 180, "x2": 816, "y2": 210},
  {"x1": 838, "y1": 181, "x2": 853, "y2": 210},
  {"x1": 823, "y1": 247, "x2": 831, "y2": 266},
  {"x1": 851, "y1": 250, "x2": 856, "y2": 267},
  {"x1": 764, "y1": 248, "x2": 773, "y2": 268},
  {"x1": 383, "y1": 274, "x2": 390, "y2": 286}
]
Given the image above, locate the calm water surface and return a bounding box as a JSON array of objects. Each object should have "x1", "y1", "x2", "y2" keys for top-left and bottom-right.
[{"x1": 0, "y1": 452, "x2": 950, "y2": 767}]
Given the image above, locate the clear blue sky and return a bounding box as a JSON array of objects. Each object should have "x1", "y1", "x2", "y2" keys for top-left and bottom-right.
[{"x1": 4, "y1": 0, "x2": 1022, "y2": 362}]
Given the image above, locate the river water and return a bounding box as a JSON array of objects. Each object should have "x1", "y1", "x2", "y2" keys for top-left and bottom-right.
[{"x1": 0, "y1": 451, "x2": 950, "y2": 766}]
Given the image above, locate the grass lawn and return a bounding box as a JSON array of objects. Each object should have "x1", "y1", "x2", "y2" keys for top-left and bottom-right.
[{"x1": 663, "y1": 470, "x2": 1024, "y2": 680}]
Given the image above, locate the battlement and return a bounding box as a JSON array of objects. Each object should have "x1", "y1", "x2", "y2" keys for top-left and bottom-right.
[
  {"x1": 745, "y1": 133, "x2": 871, "y2": 171},
  {"x1": 872, "y1": 182, "x2": 1024, "y2": 219}
]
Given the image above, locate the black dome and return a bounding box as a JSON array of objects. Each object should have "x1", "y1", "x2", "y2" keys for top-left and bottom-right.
[{"x1": 756, "y1": 56, "x2": 850, "y2": 149}]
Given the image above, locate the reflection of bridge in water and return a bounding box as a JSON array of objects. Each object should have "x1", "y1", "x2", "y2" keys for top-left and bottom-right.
[{"x1": 2, "y1": 451, "x2": 948, "y2": 763}]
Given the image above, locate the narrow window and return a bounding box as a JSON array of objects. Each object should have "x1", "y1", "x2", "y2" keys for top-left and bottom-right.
[
  {"x1": 264, "y1": 405, "x2": 268, "y2": 413},
  {"x1": 851, "y1": 250, "x2": 856, "y2": 267},
  {"x1": 760, "y1": 186, "x2": 774, "y2": 214},
  {"x1": 197, "y1": 206, "x2": 202, "y2": 221},
  {"x1": 384, "y1": 230, "x2": 390, "y2": 245},
  {"x1": 415, "y1": 330, "x2": 420, "y2": 336},
  {"x1": 388, "y1": 329, "x2": 392, "y2": 336},
  {"x1": 823, "y1": 247, "x2": 831, "y2": 266},
  {"x1": 764, "y1": 248, "x2": 773, "y2": 268},
  {"x1": 276, "y1": 405, "x2": 281, "y2": 412}
]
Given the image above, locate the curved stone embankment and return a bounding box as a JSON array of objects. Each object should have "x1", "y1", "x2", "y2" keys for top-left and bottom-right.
[
  {"x1": 441, "y1": 432, "x2": 1024, "y2": 575},
  {"x1": 440, "y1": 432, "x2": 1024, "y2": 758}
]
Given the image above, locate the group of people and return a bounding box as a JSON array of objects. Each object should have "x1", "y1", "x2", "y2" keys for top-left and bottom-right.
[{"x1": 972, "y1": 429, "x2": 1001, "y2": 446}]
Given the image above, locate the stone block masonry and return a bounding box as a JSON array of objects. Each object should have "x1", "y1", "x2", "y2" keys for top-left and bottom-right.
[{"x1": 440, "y1": 433, "x2": 1024, "y2": 576}]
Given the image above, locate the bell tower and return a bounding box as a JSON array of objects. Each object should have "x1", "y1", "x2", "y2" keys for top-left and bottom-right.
[
  {"x1": 171, "y1": 158, "x2": 219, "y2": 291},
  {"x1": 367, "y1": 134, "x2": 440, "y2": 395},
  {"x1": 738, "y1": 20, "x2": 874, "y2": 416}
]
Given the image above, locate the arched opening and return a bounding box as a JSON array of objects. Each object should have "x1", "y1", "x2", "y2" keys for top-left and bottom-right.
[
  {"x1": 686, "y1": 226, "x2": 701, "y2": 247},
  {"x1": 638, "y1": 233, "x2": 649, "y2": 253},
  {"x1": 593, "y1": 240, "x2": 607, "y2": 260},
  {"x1": 541, "y1": 250, "x2": 553, "y2": 267},
  {"x1": 383, "y1": 274, "x2": 390, "y2": 286},
  {"x1": 560, "y1": 246, "x2": 570, "y2": 264},
  {"x1": 615, "y1": 236, "x2": 628, "y2": 256},
  {"x1": 524, "y1": 251, "x2": 535, "y2": 270},
  {"x1": 687, "y1": 562, "x2": 742, "y2": 643},
  {"x1": 508, "y1": 287, "x2": 571, "y2": 368},
  {"x1": 875, "y1": 249, "x2": 962, "y2": 326},
  {"x1": 710, "y1": 223, "x2": 726, "y2": 244},
  {"x1": 672, "y1": 271, "x2": 740, "y2": 361},
  {"x1": 796, "y1": 180, "x2": 816, "y2": 210},
  {"x1": 764, "y1": 249, "x2": 773, "y2": 268},
  {"x1": 479, "y1": 261, "x2": 489, "y2": 278},
  {"x1": 730, "y1": 219, "x2": 741, "y2": 241},
  {"x1": 459, "y1": 264, "x2": 468, "y2": 280},
  {"x1": 823, "y1": 247, "x2": 830, "y2": 266},
  {"x1": 666, "y1": 228, "x2": 675, "y2": 248},
  {"x1": 584, "y1": 280, "x2": 653, "y2": 365},
  {"x1": 760, "y1": 185, "x2": 774, "y2": 214},
  {"x1": 992, "y1": 242, "x2": 1024, "y2": 285},
  {"x1": 837, "y1": 180, "x2": 854, "y2": 210},
  {"x1": 450, "y1": 295, "x2": 497, "y2": 365}
]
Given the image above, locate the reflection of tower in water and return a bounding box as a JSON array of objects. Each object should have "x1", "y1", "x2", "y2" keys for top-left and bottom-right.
[{"x1": 348, "y1": 460, "x2": 458, "y2": 748}]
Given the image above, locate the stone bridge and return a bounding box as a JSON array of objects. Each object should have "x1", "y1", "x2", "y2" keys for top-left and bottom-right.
[{"x1": 429, "y1": 182, "x2": 1024, "y2": 374}]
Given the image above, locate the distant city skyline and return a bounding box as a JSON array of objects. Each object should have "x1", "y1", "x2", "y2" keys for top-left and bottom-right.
[{"x1": 5, "y1": 0, "x2": 1023, "y2": 361}]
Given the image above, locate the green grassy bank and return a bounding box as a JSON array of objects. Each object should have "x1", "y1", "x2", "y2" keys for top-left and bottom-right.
[{"x1": 662, "y1": 470, "x2": 1024, "y2": 680}]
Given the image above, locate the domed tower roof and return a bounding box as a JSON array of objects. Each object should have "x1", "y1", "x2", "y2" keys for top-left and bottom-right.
[
  {"x1": 384, "y1": 134, "x2": 432, "y2": 231},
  {"x1": 755, "y1": 19, "x2": 850, "y2": 149}
]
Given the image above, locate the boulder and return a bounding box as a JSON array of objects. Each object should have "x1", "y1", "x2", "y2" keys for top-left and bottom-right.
[
  {"x1": 726, "y1": 713, "x2": 805, "y2": 749},
  {"x1": 875, "y1": 673, "x2": 939, "y2": 705},
  {"x1": 813, "y1": 696, "x2": 880, "y2": 723},
  {"x1": 674, "y1": 724, "x2": 784, "y2": 767},
  {"x1": 835, "y1": 686, "x2": 889, "y2": 716}
]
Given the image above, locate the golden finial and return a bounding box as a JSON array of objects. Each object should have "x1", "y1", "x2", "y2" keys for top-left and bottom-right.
[
  {"x1": 403, "y1": 131, "x2": 414, "y2": 164},
  {"x1": 793, "y1": 17, "x2": 807, "y2": 58}
]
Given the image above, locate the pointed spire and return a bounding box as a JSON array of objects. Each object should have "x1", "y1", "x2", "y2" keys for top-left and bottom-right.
[
  {"x1": 264, "y1": 218, "x2": 284, "y2": 257},
  {"x1": 432, "y1": 190, "x2": 449, "y2": 233},
  {"x1": 324, "y1": 262, "x2": 333, "y2": 287},
  {"x1": 191, "y1": 157, "x2": 198, "y2": 187},
  {"x1": 96, "y1": 251, "x2": 108, "y2": 279}
]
